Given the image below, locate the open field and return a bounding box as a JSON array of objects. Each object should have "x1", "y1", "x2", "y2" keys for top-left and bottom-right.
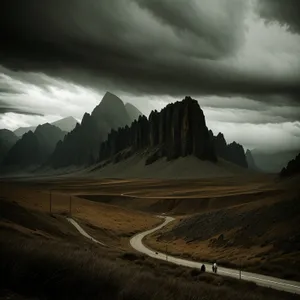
[
  {"x1": 0, "y1": 181, "x2": 161, "y2": 248},
  {"x1": 1, "y1": 175, "x2": 299, "y2": 298},
  {"x1": 1, "y1": 173, "x2": 292, "y2": 215},
  {"x1": 1, "y1": 198, "x2": 299, "y2": 300},
  {"x1": 144, "y1": 192, "x2": 300, "y2": 281}
]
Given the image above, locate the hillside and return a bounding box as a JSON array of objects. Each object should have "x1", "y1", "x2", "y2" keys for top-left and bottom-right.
[
  {"x1": 125, "y1": 103, "x2": 143, "y2": 121},
  {"x1": 280, "y1": 152, "x2": 300, "y2": 177},
  {"x1": 1, "y1": 123, "x2": 66, "y2": 170},
  {"x1": 251, "y1": 149, "x2": 299, "y2": 173},
  {"x1": 246, "y1": 149, "x2": 259, "y2": 171},
  {"x1": 51, "y1": 116, "x2": 78, "y2": 132},
  {"x1": 14, "y1": 116, "x2": 77, "y2": 137},
  {"x1": 48, "y1": 92, "x2": 138, "y2": 168},
  {"x1": 0, "y1": 129, "x2": 19, "y2": 162},
  {"x1": 89, "y1": 154, "x2": 249, "y2": 179},
  {"x1": 144, "y1": 180, "x2": 300, "y2": 280}
]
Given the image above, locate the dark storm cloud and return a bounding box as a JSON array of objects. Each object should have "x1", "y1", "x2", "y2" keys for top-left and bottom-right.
[
  {"x1": 1, "y1": 0, "x2": 300, "y2": 99},
  {"x1": 257, "y1": 0, "x2": 300, "y2": 33},
  {"x1": 0, "y1": 100, "x2": 43, "y2": 116}
]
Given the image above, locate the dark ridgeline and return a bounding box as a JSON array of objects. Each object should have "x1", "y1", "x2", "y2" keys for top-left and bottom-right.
[
  {"x1": 99, "y1": 96, "x2": 217, "y2": 164},
  {"x1": 209, "y1": 131, "x2": 248, "y2": 168},
  {"x1": 1, "y1": 123, "x2": 66, "y2": 168},
  {"x1": 280, "y1": 152, "x2": 300, "y2": 177},
  {"x1": 49, "y1": 92, "x2": 142, "y2": 168},
  {"x1": 0, "y1": 129, "x2": 19, "y2": 163}
]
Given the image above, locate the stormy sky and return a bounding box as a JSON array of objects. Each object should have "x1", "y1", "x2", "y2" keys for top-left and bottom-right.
[{"x1": 1, "y1": 0, "x2": 300, "y2": 152}]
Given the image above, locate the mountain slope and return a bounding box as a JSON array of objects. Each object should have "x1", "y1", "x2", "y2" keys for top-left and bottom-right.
[
  {"x1": 125, "y1": 103, "x2": 143, "y2": 121},
  {"x1": 246, "y1": 149, "x2": 260, "y2": 171},
  {"x1": 252, "y1": 149, "x2": 299, "y2": 173},
  {"x1": 0, "y1": 129, "x2": 19, "y2": 162},
  {"x1": 14, "y1": 126, "x2": 36, "y2": 137},
  {"x1": 209, "y1": 131, "x2": 248, "y2": 168},
  {"x1": 1, "y1": 124, "x2": 66, "y2": 169},
  {"x1": 48, "y1": 92, "x2": 135, "y2": 168},
  {"x1": 51, "y1": 116, "x2": 78, "y2": 132},
  {"x1": 280, "y1": 152, "x2": 300, "y2": 178},
  {"x1": 14, "y1": 116, "x2": 78, "y2": 137},
  {"x1": 99, "y1": 96, "x2": 216, "y2": 165}
]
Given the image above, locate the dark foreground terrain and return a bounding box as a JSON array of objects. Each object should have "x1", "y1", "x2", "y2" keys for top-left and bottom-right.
[{"x1": 1, "y1": 195, "x2": 299, "y2": 300}]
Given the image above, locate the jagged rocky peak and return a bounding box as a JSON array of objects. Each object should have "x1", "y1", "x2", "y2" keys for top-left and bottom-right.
[
  {"x1": 99, "y1": 96, "x2": 217, "y2": 164},
  {"x1": 47, "y1": 92, "x2": 138, "y2": 168}
]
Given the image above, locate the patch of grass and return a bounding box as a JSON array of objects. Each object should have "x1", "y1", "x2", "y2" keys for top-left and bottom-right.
[{"x1": 0, "y1": 233, "x2": 298, "y2": 300}]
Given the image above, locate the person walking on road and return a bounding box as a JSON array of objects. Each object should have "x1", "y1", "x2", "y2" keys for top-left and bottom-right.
[
  {"x1": 212, "y1": 262, "x2": 218, "y2": 274},
  {"x1": 200, "y1": 264, "x2": 206, "y2": 272}
]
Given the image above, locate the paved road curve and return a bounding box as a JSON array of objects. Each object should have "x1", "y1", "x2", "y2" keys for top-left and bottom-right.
[
  {"x1": 130, "y1": 216, "x2": 300, "y2": 295},
  {"x1": 67, "y1": 218, "x2": 107, "y2": 247}
]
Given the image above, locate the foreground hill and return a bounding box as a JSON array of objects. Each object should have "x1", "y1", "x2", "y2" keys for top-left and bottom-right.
[
  {"x1": 0, "y1": 129, "x2": 19, "y2": 162},
  {"x1": 48, "y1": 92, "x2": 139, "y2": 168},
  {"x1": 1, "y1": 124, "x2": 66, "y2": 170},
  {"x1": 14, "y1": 116, "x2": 78, "y2": 137}
]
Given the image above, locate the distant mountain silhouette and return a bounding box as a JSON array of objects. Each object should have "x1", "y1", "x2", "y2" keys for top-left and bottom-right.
[
  {"x1": 245, "y1": 149, "x2": 260, "y2": 171},
  {"x1": 209, "y1": 131, "x2": 248, "y2": 168},
  {"x1": 14, "y1": 126, "x2": 36, "y2": 137},
  {"x1": 14, "y1": 116, "x2": 78, "y2": 137},
  {"x1": 99, "y1": 96, "x2": 217, "y2": 165},
  {"x1": 125, "y1": 103, "x2": 143, "y2": 121},
  {"x1": 1, "y1": 124, "x2": 66, "y2": 169},
  {"x1": 48, "y1": 92, "x2": 138, "y2": 168},
  {"x1": 0, "y1": 129, "x2": 19, "y2": 163},
  {"x1": 51, "y1": 116, "x2": 78, "y2": 132},
  {"x1": 280, "y1": 152, "x2": 300, "y2": 178},
  {"x1": 251, "y1": 149, "x2": 299, "y2": 173}
]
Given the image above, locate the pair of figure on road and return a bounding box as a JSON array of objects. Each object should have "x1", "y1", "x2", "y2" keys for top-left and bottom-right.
[{"x1": 200, "y1": 262, "x2": 217, "y2": 273}]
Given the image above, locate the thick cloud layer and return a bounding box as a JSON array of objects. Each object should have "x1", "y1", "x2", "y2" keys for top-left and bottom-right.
[
  {"x1": 1, "y1": 0, "x2": 300, "y2": 98},
  {"x1": 1, "y1": 0, "x2": 300, "y2": 152},
  {"x1": 257, "y1": 0, "x2": 300, "y2": 33}
]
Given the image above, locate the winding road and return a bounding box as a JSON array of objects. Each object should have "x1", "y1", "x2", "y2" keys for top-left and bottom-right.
[
  {"x1": 130, "y1": 216, "x2": 300, "y2": 295},
  {"x1": 67, "y1": 218, "x2": 107, "y2": 246},
  {"x1": 67, "y1": 216, "x2": 300, "y2": 295}
]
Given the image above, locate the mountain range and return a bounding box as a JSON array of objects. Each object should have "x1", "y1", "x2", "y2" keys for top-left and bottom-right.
[
  {"x1": 48, "y1": 92, "x2": 143, "y2": 168},
  {"x1": 13, "y1": 116, "x2": 78, "y2": 137},
  {"x1": 2, "y1": 123, "x2": 66, "y2": 170},
  {"x1": 0, "y1": 129, "x2": 19, "y2": 163},
  {"x1": 1, "y1": 92, "x2": 296, "y2": 178}
]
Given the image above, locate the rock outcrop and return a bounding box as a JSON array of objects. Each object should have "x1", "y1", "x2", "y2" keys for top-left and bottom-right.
[
  {"x1": 99, "y1": 96, "x2": 217, "y2": 164},
  {"x1": 280, "y1": 152, "x2": 300, "y2": 177},
  {"x1": 0, "y1": 129, "x2": 19, "y2": 163},
  {"x1": 211, "y1": 132, "x2": 248, "y2": 168},
  {"x1": 48, "y1": 92, "x2": 139, "y2": 168},
  {"x1": 1, "y1": 124, "x2": 66, "y2": 168}
]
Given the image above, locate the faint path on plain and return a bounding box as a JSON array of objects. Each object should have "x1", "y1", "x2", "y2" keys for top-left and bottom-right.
[
  {"x1": 130, "y1": 216, "x2": 300, "y2": 295},
  {"x1": 67, "y1": 218, "x2": 106, "y2": 247}
]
